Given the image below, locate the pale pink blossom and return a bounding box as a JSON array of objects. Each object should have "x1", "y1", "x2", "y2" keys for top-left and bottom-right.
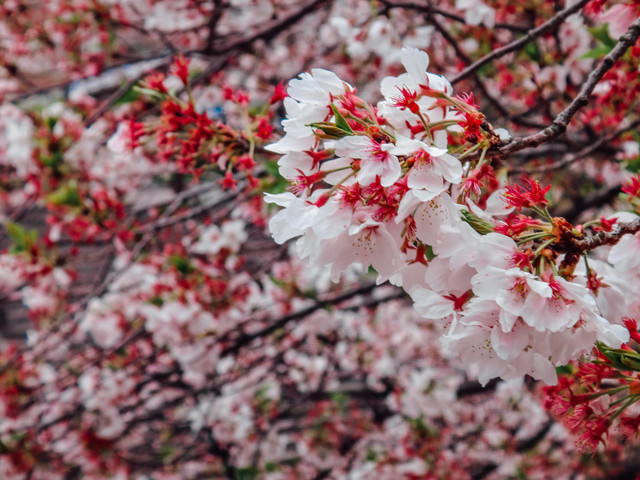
[
  {"x1": 334, "y1": 135, "x2": 401, "y2": 187},
  {"x1": 600, "y1": 4, "x2": 636, "y2": 39}
]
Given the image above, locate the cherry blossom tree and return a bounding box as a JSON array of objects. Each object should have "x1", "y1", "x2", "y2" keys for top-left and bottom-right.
[{"x1": 0, "y1": 1, "x2": 640, "y2": 479}]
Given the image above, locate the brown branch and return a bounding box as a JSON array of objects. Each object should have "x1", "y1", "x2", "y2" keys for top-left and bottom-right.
[
  {"x1": 115, "y1": 8, "x2": 179, "y2": 53},
  {"x1": 510, "y1": 118, "x2": 640, "y2": 175},
  {"x1": 11, "y1": 0, "x2": 331, "y2": 103},
  {"x1": 222, "y1": 282, "x2": 381, "y2": 356},
  {"x1": 568, "y1": 217, "x2": 640, "y2": 252},
  {"x1": 203, "y1": 0, "x2": 227, "y2": 54},
  {"x1": 480, "y1": 17, "x2": 640, "y2": 162},
  {"x1": 556, "y1": 185, "x2": 621, "y2": 223},
  {"x1": 515, "y1": 418, "x2": 554, "y2": 452},
  {"x1": 8, "y1": 55, "x2": 170, "y2": 102},
  {"x1": 133, "y1": 187, "x2": 241, "y2": 234},
  {"x1": 208, "y1": 0, "x2": 332, "y2": 55},
  {"x1": 426, "y1": 7, "x2": 514, "y2": 121},
  {"x1": 378, "y1": 0, "x2": 529, "y2": 32},
  {"x1": 83, "y1": 70, "x2": 151, "y2": 127},
  {"x1": 85, "y1": 0, "x2": 323, "y2": 125},
  {"x1": 449, "y1": 0, "x2": 590, "y2": 84}
]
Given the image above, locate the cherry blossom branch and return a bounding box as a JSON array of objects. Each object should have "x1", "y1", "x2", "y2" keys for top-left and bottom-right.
[
  {"x1": 133, "y1": 188, "x2": 241, "y2": 234},
  {"x1": 449, "y1": 0, "x2": 590, "y2": 84},
  {"x1": 481, "y1": 17, "x2": 640, "y2": 162},
  {"x1": 9, "y1": 55, "x2": 172, "y2": 102},
  {"x1": 510, "y1": 118, "x2": 640, "y2": 175},
  {"x1": 204, "y1": 0, "x2": 331, "y2": 55},
  {"x1": 222, "y1": 282, "x2": 381, "y2": 355},
  {"x1": 11, "y1": 0, "x2": 330, "y2": 103},
  {"x1": 567, "y1": 217, "x2": 640, "y2": 252},
  {"x1": 13, "y1": 189, "x2": 240, "y2": 367},
  {"x1": 203, "y1": 0, "x2": 227, "y2": 54},
  {"x1": 378, "y1": 0, "x2": 529, "y2": 32},
  {"x1": 516, "y1": 419, "x2": 555, "y2": 452},
  {"x1": 110, "y1": 13, "x2": 179, "y2": 52},
  {"x1": 84, "y1": 70, "x2": 151, "y2": 127},
  {"x1": 86, "y1": 1, "x2": 331, "y2": 124},
  {"x1": 557, "y1": 185, "x2": 622, "y2": 223},
  {"x1": 425, "y1": 8, "x2": 513, "y2": 120}
]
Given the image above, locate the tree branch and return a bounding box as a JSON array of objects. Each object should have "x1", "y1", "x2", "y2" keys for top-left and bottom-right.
[
  {"x1": 567, "y1": 217, "x2": 640, "y2": 252},
  {"x1": 203, "y1": 0, "x2": 227, "y2": 54},
  {"x1": 510, "y1": 118, "x2": 640, "y2": 175},
  {"x1": 481, "y1": 17, "x2": 640, "y2": 162},
  {"x1": 208, "y1": 0, "x2": 331, "y2": 55},
  {"x1": 556, "y1": 185, "x2": 622, "y2": 223},
  {"x1": 378, "y1": 0, "x2": 529, "y2": 32},
  {"x1": 449, "y1": 0, "x2": 590, "y2": 84},
  {"x1": 222, "y1": 282, "x2": 381, "y2": 356}
]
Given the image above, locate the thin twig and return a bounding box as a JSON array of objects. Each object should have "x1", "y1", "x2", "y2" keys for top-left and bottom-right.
[
  {"x1": 378, "y1": 0, "x2": 529, "y2": 32},
  {"x1": 566, "y1": 217, "x2": 640, "y2": 252},
  {"x1": 449, "y1": 0, "x2": 590, "y2": 84},
  {"x1": 208, "y1": 0, "x2": 331, "y2": 54},
  {"x1": 203, "y1": 0, "x2": 227, "y2": 54},
  {"x1": 84, "y1": 70, "x2": 150, "y2": 127},
  {"x1": 477, "y1": 17, "x2": 640, "y2": 162},
  {"x1": 426, "y1": 8, "x2": 512, "y2": 120},
  {"x1": 557, "y1": 185, "x2": 622, "y2": 223},
  {"x1": 222, "y1": 282, "x2": 380, "y2": 356},
  {"x1": 510, "y1": 118, "x2": 640, "y2": 175}
]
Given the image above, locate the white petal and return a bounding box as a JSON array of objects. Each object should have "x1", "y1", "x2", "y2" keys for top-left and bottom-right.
[
  {"x1": 401, "y1": 46, "x2": 429, "y2": 86},
  {"x1": 411, "y1": 288, "x2": 454, "y2": 319},
  {"x1": 334, "y1": 135, "x2": 371, "y2": 158},
  {"x1": 434, "y1": 153, "x2": 462, "y2": 184},
  {"x1": 379, "y1": 155, "x2": 402, "y2": 187}
]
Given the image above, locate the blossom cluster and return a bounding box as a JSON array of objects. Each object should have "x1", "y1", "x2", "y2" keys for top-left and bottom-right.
[
  {"x1": 0, "y1": 214, "x2": 614, "y2": 479},
  {"x1": 2, "y1": 0, "x2": 640, "y2": 476},
  {"x1": 266, "y1": 46, "x2": 633, "y2": 386},
  {"x1": 544, "y1": 338, "x2": 640, "y2": 454}
]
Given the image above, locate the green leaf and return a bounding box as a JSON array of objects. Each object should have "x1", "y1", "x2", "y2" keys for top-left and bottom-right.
[
  {"x1": 307, "y1": 122, "x2": 353, "y2": 139},
  {"x1": 262, "y1": 160, "x2": 288, "y2": 194},
  {"x1": 365, "y1": 449, "x2": 378, "y2": 462},
  {"x1": 262, "y1": 176, "x2": 289, "y2": 195},
  {"x1": 263, "y1": 160, "x2": 281, "y2": 177},
  {"x1": 330, "y1": 391, "x2": 348, "y2": 410},
  {"x1": 40, "y1": 149, "x2": 63, "y2": 168},
  {"x1": 5, "y1": 222, "x2": 38, "y2": 254},
  {"x1": 148, "y1": 296, "x2": 164, "y2": 307},
  {"x1": 461, "y1": 210, "x2": 494, "y2": 235},
  {"x1": 597, "y1": 343, "x2": 640, "y2": 372},
  {"x1": 248, "y1": 104, "x2": 266, "y2": 117},
  {"x1": 581, "y1": 25, "x2": 616, "y2": 59},
  {"x1": 47, "y1": 182, "x2": 81, "y2": 207},
  {"x1": 588, "y1": 25, "x2": 616, "y2": 49},
  {"x1": 113, "y1": 86, "x2": 141, "y2": 106},
  {"x1": 45, "y1": 117, "x2": 58, "y2": 131},
  {"x1": 159, "y1": 444, "x2": 175, "y2": 462},
  {"x1": 234, "y1": 467, "x2": 259, "y2": 480},
  {"x1": 133, "y1": 85, "x2": 165, "y2": 100},
  {"x1": 620, "y1": 355, "x2": 640, "y2": 371},
  {"x1": 168, "y1": 254, "x2": 194, "y2": 275},
  {"x1": 523, "y1": 42, "x2": 541, "y2": 62},
  {"x1": 424, "y1": 244, "x2": 436, "y2": 261},
  {"x1": 555, "y1": 364, "x2": 573, "y2": 376},
  {"x1": 330, "y1": 104, "x2": 354, "y2": 135},
  {"x1": 581, "y1": 44, "x2": 614, "y2": 60},
  {"x1": 5, "y1": 221, "x2": 30, "y2": 253},
  {"x1": 624, "y1": 156, "x2": 640, "y2": 173},
  {"x1": 409, "y1": 416, "x2": 438, "y2": 438}
]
